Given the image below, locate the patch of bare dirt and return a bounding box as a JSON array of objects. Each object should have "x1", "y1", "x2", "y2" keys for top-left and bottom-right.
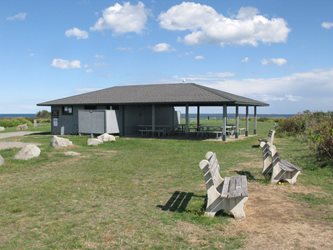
[
  {"x1": 176, "y1": 221, "x2": 210, "y2": 246},
  {"x1": 224, "y1": 182, "x2": 333, "y2": 250}
]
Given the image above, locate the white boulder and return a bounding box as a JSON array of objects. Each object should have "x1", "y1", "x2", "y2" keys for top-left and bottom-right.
[
  {"x1": 0, "y1": 155, "x2": 4, "y2": 166},
  {"x1": 14, "y1": 144, "x2": 41, "y2": 160},
  {"x1": 64, "y1": 151, "x2": 81, "y2": 156},
  {"x1": 87, "y1": 138, "x2": 103, "y2": 146},
  {"x1": 51, "y1": 136, "x2": 73, "y2": 148},
  {"x1": 0, "y1": 126, "x2": 5, "y2": 132},
  {"x1": 97, "y1": 133, "x2": 116, "y2": 142}
]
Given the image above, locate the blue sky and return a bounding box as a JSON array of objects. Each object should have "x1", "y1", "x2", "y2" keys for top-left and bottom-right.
[{"x1": 0, "y1": 0, "x2": 333, "y2": 114}]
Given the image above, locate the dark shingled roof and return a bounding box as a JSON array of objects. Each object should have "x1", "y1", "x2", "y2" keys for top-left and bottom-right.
[{"x1": 37, "y1": 83, "x2": 269, "y2": 106}]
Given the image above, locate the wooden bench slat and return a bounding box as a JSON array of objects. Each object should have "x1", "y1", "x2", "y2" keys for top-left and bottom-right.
[
  {"x1": 221, "y1": 177, "x2": 230, "y2": 198},
  {"x1": 280, "y1": 159, "x2": 301, "y2": 171},
  {"x1": 234, "y1": 176, "x2": 243, "y2": 197},
  {"x1": 241, "y1": 175, "x2": 248, "y2": 197},
  {"x1": 228, "y1": 176, "x2": 236, "y2": 198}
]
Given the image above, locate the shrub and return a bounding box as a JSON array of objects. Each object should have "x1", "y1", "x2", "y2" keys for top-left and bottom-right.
[
  {"x1": 277, "y1": 111, "x2": 333, "y2": 161},
  {"x1": 0, "y1": 118, "x2": 33, "y2": 128},
  {"x1": 36, "y1": 110, "x2": 51, "y2": 119},
  {"x1": 276, "y1": 114, "x2": 306, "y2": 135}
]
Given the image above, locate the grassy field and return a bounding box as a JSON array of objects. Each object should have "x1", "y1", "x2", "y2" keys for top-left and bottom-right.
[{"x1": 0, "y1": 119, "x2": 332, "y2": 249}]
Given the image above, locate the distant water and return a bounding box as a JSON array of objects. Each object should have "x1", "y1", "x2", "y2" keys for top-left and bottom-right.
[
  {"x1": 0, "y1": 114, "x2": 36, "y2": 118},
  {"x1": 181, "y1": 113, "x2": 294, "y2": 119}
]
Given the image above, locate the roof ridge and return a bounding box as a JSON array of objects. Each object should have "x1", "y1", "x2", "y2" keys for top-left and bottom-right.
[{"x1": 190, "y1": 83, "x2": 235, "y2": 102}]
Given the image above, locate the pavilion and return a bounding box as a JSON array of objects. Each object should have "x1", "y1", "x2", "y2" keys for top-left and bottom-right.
[{"x1": 37, "y1": 83, "x2": 269, "y2": 141}]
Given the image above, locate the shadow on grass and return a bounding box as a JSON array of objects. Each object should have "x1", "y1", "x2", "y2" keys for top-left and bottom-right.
[
  {"x1": 28, "y1": 131, "x2": 51, "y2": 135},
  {"x1": 158, "y1": 191, "x2": 232, "y2": 219},
  {"x1": 235, "y1": 170, "x2": 256, "y2": 181},
  {"x1": 157, "y1": 191, "x2": 205, "y2": 213}
]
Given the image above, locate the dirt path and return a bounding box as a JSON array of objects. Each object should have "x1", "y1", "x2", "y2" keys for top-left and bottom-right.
[
  {"x1": 224, "y1": 182, "x2": 333, "y2": 250},
  {"x1": 0, "y1": 131, "x2": 41, "y2": 150},
  {"x1": 0, "y1": 131, "x2": 40, "y2": 140}
]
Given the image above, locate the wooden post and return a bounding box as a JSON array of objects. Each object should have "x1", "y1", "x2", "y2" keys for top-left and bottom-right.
[
  {"x1": 152, "y1": 104, "x2": 156, "y2": 137},
  {"x1": 245, "y1": 106, "x2": 249, "y2": 136},
  {"x1": 254, "y1": 106, "x2": 257, "y2": 135},
  {"x1": 223, "y1": 105, "x2": 227, "y2": 141},
  {"x1": 185, "y1": 104, "x2": 189, "y2": 133},
  {"x1": 235, "y1": 105, "x2": 239, "y2": 139},
  {"x1": 197, "y1": 106, "x2": 200, "y2": 131}
]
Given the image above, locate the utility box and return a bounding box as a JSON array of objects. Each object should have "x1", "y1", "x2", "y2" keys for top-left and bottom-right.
[{"x1": 78, "y1": 110, "x2": 119, "y2": 134}]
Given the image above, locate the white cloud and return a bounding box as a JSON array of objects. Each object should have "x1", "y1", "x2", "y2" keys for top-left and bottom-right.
[
  {"x1": 95, "y1": 54, "x2": 104, "y2": 59},
  {"x1": 91, "y1": 2, "x2": 148, "y2": 34},
  {"x1": 176, "y1": 72, "x2": 235, "y2": 82},
  {"x1": 194, "y1": 55, "x2": 205, "y2": 60},
  {"x1": 152, "y1": 43, "x2": 172, "y2": 53},
  {"x1": 6, "y1": 12, "x2": 27, "y2": 21},
  {"x1": 65, "y1": 27, "x2": 88, "y2": 39},
  {"x1": 51, "y1": 58, "x2": 81, "y2": 69},
  {"x1": 241, "y1": 57, "x2": 249, "y2": 63},
  {"x1": 321, "y1": 21, "x2": 333, "y2": 29},
  {"x1": 172, "y1": 68, "x2": 333, "y2": 112},
  {"x1": 261, "y1": 58, "x2": 287, "y2": 66},
  {"x1": 159, "y1": 2, "x2": 290, "y2": 46}
]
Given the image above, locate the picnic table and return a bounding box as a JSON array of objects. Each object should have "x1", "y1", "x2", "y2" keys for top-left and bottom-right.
[{"x1": 137, "y1": 125, "x2": 172, "y2": 137}]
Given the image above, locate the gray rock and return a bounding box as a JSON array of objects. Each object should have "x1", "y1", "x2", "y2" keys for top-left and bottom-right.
[
  {"x1": 14, "y1": 144, "x2": 41, "y2": 160},
  {"x1": 0, "y1": 126, "x2": 5, "y2": 132},
  {"x1": 16, "y1": 124, "x2": 28, "y2": 131},
  {"x1": 51, "y1": 136, "x2": 73, "y2": 148},
  {"x1": 97, "y1": 133, "x2": 116, "y2": 142},
  {"x1": 0, "y1": 155, "x2": 4, "y2": 166},
  {"x1": 64, "y1": 151, "x2": 81, "y2": 156},
  {"x1": 87, "y1": 138, "x2": 103, "y2": 146}
]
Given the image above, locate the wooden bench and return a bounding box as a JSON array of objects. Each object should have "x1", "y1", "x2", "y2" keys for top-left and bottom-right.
[
  {"x1": 260, "y1": 142, "x2": 301, "y2": 184},
  {"x1": 198, "y1": 152, "x2": 248, "y2": 219},
  {"x1": 259, "y1": 129, "x2": 275, "y2": 145}
]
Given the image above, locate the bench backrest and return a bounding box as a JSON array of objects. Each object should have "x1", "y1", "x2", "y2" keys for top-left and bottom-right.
[
  {"x1": 205, "y1": 151, "x2": 224, "y2": 188},
  {"x1": 199, "y1": 160, "x2": 215, "y2": 191},
  {"x1": 261, "y1": 142, "x2": 279, "y2": 174},
  {"x1": 267, "y1": 129, "x2": 276, "y2": 144}
]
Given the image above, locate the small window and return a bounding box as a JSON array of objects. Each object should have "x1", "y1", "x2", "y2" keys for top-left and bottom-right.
[
  {"x1": 62, "y1": 106, "x2": 73, "y2": 115},
  {"x1": 52, "y1": 110, "x2": 60, "y2": 117},
  {"x1": 111, "y1": 105, "x2": 119, "y2": 110},
  {"x1": 84, "y1": 105, "x2": 97, "y2": 110}
]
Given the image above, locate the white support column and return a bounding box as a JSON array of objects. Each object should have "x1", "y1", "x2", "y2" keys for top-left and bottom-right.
[
  {"x1": 185, "y1": 104, "x2": 189, "y2": 133},
  {"x1": 254, "y1": 106, "x2": 257, "y2": 135},
  {"x1": 223, "y1": 104, "x2": 227, "y2": 141},
  {"x1": 152, "y1": 104, "x2": 156, "y2": 136},
  {"x1": 235, "y1": 105, "x2": 239, "y2": 139},
  {"x1": 197, "y1": 106, "x2": 200, "y2": 131},
  {"x1": 245, "y1": 106, "x2": 249, "y2": 136}
]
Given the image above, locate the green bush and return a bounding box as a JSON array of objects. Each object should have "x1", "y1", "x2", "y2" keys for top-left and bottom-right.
[
  {"x1": 0, "y1": 118, "x2": 33, "y2": 128},
  {"x1": 36, "y1": 110, "x2": 51, "y2": 119},
  {"x1": 277, "y1": 111, "x2": 333, "y2": 161},
  {"x1": 276, "y1": 114, "x2": 306, "y2": 135}
]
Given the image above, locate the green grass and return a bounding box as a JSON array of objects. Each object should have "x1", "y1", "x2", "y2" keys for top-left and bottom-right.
[{"x1": 0, "y1": 118, "x2": 332, "y2": 249}]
